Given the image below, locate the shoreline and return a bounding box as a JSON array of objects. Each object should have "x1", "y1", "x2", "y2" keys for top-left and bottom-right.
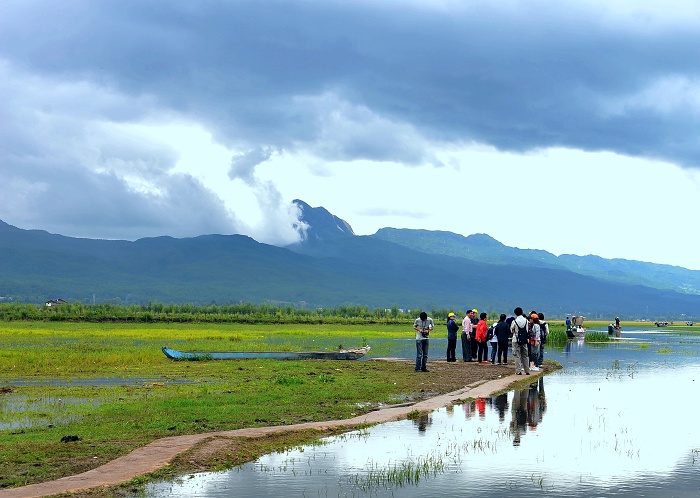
[{"x1": 0, "y1": 366, "x2": 545, "y2": 498}]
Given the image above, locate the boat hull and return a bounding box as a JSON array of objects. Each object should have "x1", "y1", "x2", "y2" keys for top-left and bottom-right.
[
  {"x1": 566, "y1": 327, "x2": 586, "y2": 339},
  {"x1": 162, "y1": 346, "x2": 370, "y2": 361}
]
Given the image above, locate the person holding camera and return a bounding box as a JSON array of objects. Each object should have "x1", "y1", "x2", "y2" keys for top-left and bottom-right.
[{"x1": 413, "y1": 311, "x2": 434, "y2": 372}]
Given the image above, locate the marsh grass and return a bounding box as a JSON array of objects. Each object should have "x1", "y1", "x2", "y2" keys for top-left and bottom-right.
[{"x1": 357, "y1": 453, "x2": 447, "y2": 488}]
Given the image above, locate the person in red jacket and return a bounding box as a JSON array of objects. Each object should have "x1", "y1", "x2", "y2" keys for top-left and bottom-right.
[{"x1": 475, "y1": 312, "x2": 490, "y2": 363}]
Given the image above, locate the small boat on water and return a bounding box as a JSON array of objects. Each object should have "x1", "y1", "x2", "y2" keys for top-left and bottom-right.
[
  {"x1": 608, "y1": 324, "x2": 622, "y2": 337},
  {"x1": 161, "y1": 345, "x2": 371, "y2": 361},
  {"x1": 566, "y1": 316, "x2": 586, "y2": 339}
]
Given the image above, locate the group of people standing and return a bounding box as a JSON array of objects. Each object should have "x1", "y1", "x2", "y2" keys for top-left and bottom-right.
[{"x1": 414, "y1": 307, "x2": 549, "y2": 375}]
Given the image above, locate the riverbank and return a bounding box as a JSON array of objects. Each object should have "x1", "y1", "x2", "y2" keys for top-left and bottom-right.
[{"x1": 0, "y1": 359, "x2": 557, "y2": 498}]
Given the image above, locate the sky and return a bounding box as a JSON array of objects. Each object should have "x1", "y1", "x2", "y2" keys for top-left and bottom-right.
[{"x1": 2, "y1": 0, "x2": 700, "y2": 269}]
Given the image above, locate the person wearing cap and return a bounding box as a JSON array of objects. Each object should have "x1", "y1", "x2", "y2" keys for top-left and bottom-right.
[
  {"x1": 461, "y1": 310, "x2": 475, "y2": 362},
  {"x1": 413, "y1": 311, "x2": 434, "y2": 372},
  {"x1": 446, "y1": 312, "x2": 459, "y2": 362}
]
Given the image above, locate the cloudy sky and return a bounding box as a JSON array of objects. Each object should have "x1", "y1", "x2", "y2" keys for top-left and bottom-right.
[{"x1": 2, "y1": 1, "x2": 700, "y2": 269}]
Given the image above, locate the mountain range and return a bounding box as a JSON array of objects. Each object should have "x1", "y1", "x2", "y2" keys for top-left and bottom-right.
[{"x1": 1, "y1": 199, "x2": 698, "y2": 319}]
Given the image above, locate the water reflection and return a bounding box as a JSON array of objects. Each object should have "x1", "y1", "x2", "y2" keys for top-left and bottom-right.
[
  {"x1": 145, "y1": 333, "x2": 700, "y2": 498},
  {"x1": 504, "y1": 377, "x2": 545, "y2": 446},
  {"x1": 411, "y1": 413, "x2": 432, "y2": 433}
]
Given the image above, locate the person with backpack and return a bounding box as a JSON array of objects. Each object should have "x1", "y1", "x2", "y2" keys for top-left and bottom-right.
[
  {"x1": 446, "y1": 312, "x2": 459, "y2": 362},
  {"x1": 537, "y1": 312, "x2": 548, "y2": 368},
  {"x1": 510, "y1": 307, "x2": 530, "y2": 375}
]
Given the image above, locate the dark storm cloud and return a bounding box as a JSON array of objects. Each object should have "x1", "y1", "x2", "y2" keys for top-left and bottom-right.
[
  {"x1": 4, "y1": 0, "x2": 698, "y2": 163},
  {"x1": 1, "y1": 0, "x2": 699, "y2": 237}
]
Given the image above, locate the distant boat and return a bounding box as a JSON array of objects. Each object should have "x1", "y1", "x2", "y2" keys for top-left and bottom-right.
[
  {"x1": 161, "y1": 345, "x2": 371, "y2": 361},
  {"x1": 608, "y1": 324, "x2": 622, "y2": 337},
  {"x1": 566, "y1": 315, "x2": 586, "y2": 339}
]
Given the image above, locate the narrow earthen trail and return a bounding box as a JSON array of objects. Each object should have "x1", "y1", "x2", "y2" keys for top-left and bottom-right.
[{"x1": 0, "y1": 373, "x2": 526, "y2": 498}]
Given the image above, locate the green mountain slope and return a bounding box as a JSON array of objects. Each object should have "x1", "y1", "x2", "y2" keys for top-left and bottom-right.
[{"x1": 371, "y1": 228, "x2": 700, "y2": 295}]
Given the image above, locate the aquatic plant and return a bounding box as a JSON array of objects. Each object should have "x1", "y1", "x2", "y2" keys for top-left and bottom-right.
[
  {"x1": 406, "y1": 410, "x2": 423, "y2": 420},
  {"x1": 352, "y1": 453, "x2": 447, "y2": 489},
  {"x1": 585, "y1": 332, "x2": 611, "y2": 342}
]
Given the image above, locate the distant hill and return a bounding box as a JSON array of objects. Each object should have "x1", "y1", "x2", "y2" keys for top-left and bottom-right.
[
  {"x1": 371, "y1": 228, "x2": 700, "y2": 296},
  {"x1": 1, "y1": 205, "x2": 699, "y2": 319}
]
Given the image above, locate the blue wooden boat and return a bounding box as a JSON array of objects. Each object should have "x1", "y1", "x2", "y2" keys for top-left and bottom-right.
[{"x1": 161, "y1": 345, "x2": 370, "y2": 361}]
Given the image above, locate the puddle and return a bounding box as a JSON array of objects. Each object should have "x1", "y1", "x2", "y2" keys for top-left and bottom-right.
[
  {"x1": 0, "y1": 378, "x2": 192, "y2": 430},
  {"x1": 1, "y1": 377, "x2": 194, "y2": 387},
  {"x1": 0, "y1": 395, "x2": 98, "y2": 430}
]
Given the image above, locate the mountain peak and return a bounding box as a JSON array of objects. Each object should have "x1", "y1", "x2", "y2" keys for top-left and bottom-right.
[
  {"x1": 292, "y1": 199, "x2": 355, "y2": 242},
  {"x1": 464, "y1": 233, "x2": 504, "y2": 247}
]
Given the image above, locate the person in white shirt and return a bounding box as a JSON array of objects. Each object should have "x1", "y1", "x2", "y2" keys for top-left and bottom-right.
[
  {"x1": 510, "y1": 307, "x2": 531, "y2": 375},
  {"x1": 413, "y1": 311, "x2": 434, "y2": 372}
]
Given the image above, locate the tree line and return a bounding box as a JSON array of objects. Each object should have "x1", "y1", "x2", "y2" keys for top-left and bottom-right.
[{"x1": 0, "y1": 302, "x2": 471, "y2": 324}]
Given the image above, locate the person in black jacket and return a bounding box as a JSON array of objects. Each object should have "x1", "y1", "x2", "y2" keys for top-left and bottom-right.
[
  {"x1": 446, "y1": 312, "x2": 459, "y2": 362},
  {"x1": 494, "y1": 313, "x2": 511, "y2": 365}
]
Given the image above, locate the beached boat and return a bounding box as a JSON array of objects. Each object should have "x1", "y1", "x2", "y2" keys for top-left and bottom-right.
[
  {"x1": 161, "y1": 345, "x2": 371, "y2": 361},
  {"x1": 566, "y1": 316, "x2": 586, "y2": 339}
]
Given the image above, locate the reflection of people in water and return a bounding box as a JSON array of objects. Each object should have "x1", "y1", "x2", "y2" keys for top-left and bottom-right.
[
  {"x1": 412, "y1": 413, "x2": 432, "y2": 433},
  {"x1": 510, "y1": 378, "x2": 546, "y2": 445},
  {"x1": 462, "y1": 400, "x2": 475, "y2": 420},
  {"x1": 492, "y1": 393, "x2": 509, "y2": 422},
  {"x1": 510, "y1": 388, "x2": 528, "y2": 446},
  {"x1": 527, "y1": 378, "x2": 546, "y2": 430},
  {"x1": 475, "y1": 397, "x2": 487, "y2": 418}
]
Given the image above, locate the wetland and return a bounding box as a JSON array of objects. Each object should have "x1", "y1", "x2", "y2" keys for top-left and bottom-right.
[{"x1": 2, "y1": 321, "x2": 699, "y2": 496}]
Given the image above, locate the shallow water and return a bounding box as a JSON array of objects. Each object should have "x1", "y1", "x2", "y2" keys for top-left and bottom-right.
[
  {"x1": 0, "y1": 378, "x2": 192, "y2": 430},
  {"x1": 146, "y1": 329, "x2": 700, "y2": 497}
]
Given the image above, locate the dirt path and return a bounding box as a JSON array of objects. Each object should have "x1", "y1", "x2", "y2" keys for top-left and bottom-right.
[{"x1": 0, "y1": 368, "x2": 534, "y2": 498}]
